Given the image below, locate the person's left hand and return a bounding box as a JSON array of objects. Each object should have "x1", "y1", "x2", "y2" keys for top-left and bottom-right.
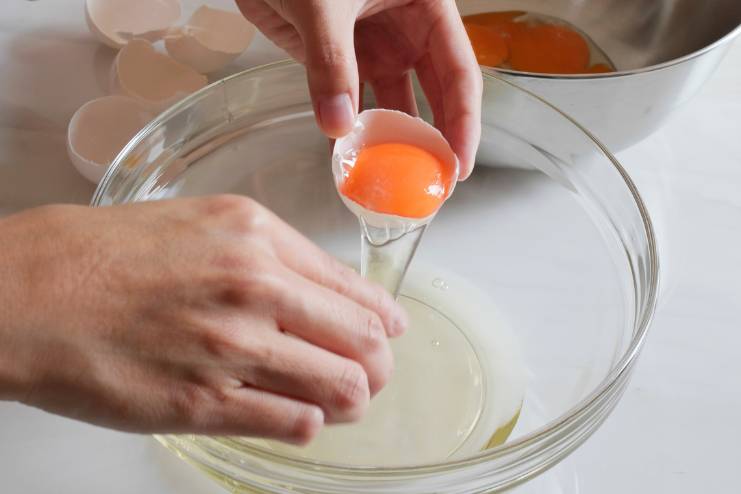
[{"x1": 236, "y1": 0, "x2": 482, "y2": 179}]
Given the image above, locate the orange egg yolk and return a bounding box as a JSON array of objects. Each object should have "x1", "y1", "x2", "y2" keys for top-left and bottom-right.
[
  {"x1": 509, "y1": 23, "x2": 589, "y2": 74},
  {"x1": 340, "y1": 143, "x2": 451, "y2": 219},
  {"x1": 463, "y1": 11, "x2": 614, "y2": 75},
  {"x1": 585, "y1": 63, "x2": 613, "y2": 74},
  {"x1": 464, "y1": 11, "x2": 524, "y2": 67},
  {"x1": 465, "y1": 23, "x2": 509, "y2": 67}
]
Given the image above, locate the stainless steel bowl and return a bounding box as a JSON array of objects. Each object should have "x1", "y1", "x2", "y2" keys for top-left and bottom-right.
[{"x1": 458, "y1": 0, "x2": 741, "y2": 151}]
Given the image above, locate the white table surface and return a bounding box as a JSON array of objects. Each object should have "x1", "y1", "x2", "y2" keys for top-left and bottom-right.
[{"x1": 1, "y1": 1, "x2": 740, "y2": 493}]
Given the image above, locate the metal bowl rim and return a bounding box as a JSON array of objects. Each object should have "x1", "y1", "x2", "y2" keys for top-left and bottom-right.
[{"x1": 484, "y1": 20, "x2": 741, "y2": 79}]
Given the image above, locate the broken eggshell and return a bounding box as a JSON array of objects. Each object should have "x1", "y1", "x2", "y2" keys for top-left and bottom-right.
[
  {"x1": 165, "y1": 6, "x2": 257, "y2": 74},
  {"x1": 85, "y1": 0, "x2": 182, "y2": 49},
  {"x1": 67, "y1": 95, "x2": 154, "y2": 183},
  {"x1": 332, "y1": 109, "x2": 460, "y2": 230},
  {"x1": 110, "y1": 39, "x2": 208, "y2": 110}
]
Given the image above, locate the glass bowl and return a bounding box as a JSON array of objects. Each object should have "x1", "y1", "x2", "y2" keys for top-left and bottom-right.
[{"x1": 92, "y1": 60, "x2": 658, "y2": 493}]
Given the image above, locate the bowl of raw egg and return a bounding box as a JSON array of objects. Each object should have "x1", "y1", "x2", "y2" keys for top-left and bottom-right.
[
  {"x1": 458, "y1": 0, "x2": 741, "y2": 151},
  {"x1": 93, "y1": 60, "x2": 658, "y2": 493}
]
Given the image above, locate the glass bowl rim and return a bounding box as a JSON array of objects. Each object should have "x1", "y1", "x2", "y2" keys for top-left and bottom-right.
[{"x1": 92, "y1": 59, "x2": 660, "y2": 472}]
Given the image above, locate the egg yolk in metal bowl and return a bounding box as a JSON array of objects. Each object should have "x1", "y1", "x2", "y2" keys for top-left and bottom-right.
[{"x1": 463, "y1": 11, "x2": 615, "y2": 74}]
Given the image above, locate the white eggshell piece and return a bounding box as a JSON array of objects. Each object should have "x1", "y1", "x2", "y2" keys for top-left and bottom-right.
[
  {"x1": 85, "y1": 0, "x2": 182, "y2": 49},
  {"x1": 332, "y1": 109, "x2": 459, "y2": 229},
  {"x1": 110, "y1": 39, "x2": 208, "y2": 111},
  {"x1": 67, "y1": 96, "x2": 154, "y2": 184},
  {"x1": 165, "y1": 6, "x2": 257, "y2": 74}
]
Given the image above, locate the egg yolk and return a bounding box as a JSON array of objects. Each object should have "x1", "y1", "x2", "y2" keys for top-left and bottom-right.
[
  {"x1": 509, "y1": 24, "x2": 589, "y2": 74},
  {"x1": 462, "y1": 11, "x2": 614, "y2": 75},
  {"x1": 464, "y1": 11, "x2": 523, "y2": 67},
  {"x1": 464, "y1": 11, "x2": 526, "y2": 28},
  {"x1": 585, "y1": 63, "x2": 613, "y2": 74},
  {"x1": 465, "y1": 23, "x2": 509, "y2": 67},
  {"x1": 340, "y1": 143, "x2": 451, "y2": 218}
]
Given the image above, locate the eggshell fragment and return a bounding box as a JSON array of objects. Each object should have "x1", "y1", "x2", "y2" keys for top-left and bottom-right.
[
  {"x1": 67, "y1": 96, "x2": 154, "y2": 184},
  {"x1": 85, "y1": 0, "x2": 182, "y2": 49},
  {"x1": 110, "y1": 39, "x2": 208, "y2": 110},
  {"x1": 165, "y1": 6, "x2": 257, "y2": 74},
  {"x1": 332, "y1": 109, "x2": 459, "y2": 229}
]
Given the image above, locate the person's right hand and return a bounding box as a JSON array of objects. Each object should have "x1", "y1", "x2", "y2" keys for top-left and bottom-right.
[
  {"x1": 236, "y1": 0, "x2": 482, "y2": 179},
  {"x1": 0, "y1": 196, "x2": 406, "y2": 444}
]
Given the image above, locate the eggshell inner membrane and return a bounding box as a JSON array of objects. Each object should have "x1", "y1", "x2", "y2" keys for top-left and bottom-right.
[
  {"x1": 67, "y1": 95, "x2": 154, "y2": 183},
  {"x1": 112, "y1": 39, "x2": 208, "y2": 108},
  {"x1": 332, "y1": 109, "x2": 459, "y2": 229},
  {"x1": 185, "y1": 6, "x2": 254, "y2": 53},
  {"x1": 165, "y1": 6, "x2": 256, "y2": 73},
  {"x1": 85, "y1": 0, "x2": 181, "y2": 49}
]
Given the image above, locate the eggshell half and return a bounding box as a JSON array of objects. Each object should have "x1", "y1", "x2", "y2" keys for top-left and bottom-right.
[
  {"x1": 332, "y1": 109, "x2": 459, "y2": 229},
  {"x1": 85, "y1": 0, "x2": 182, "y2": 49},
  {"x1": 165, "y1": 6, "x2": 257, "y2": 74},
  {"x1": 110, "y1": 39, "x2": 208, "y2": 110},
  {"x1": 67, "y1": 96, "x2": 154, "y2": 183}
]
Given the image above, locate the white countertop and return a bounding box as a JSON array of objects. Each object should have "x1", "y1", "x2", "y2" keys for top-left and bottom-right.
[{"x1": 1, "y1": 1, "x2": 740, "y2": 493}]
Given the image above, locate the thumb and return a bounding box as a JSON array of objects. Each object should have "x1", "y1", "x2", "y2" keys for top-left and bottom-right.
[{"x1": 294, "y1": 3, "x2": 359, "y2": 138}]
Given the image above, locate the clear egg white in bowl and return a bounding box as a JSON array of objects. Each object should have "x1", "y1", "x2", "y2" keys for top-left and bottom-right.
[{"x1": 92, "y1": 61, "x2": 658, "y2": 493}]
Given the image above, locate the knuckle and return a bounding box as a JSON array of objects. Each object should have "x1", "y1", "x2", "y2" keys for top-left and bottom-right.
[
  {"x1": 235, "y1": 208, "x2": 270, "y2": 237},
  {"x1": 330, "y1": 362, "x2": 369, "y2": 420},
  {"x1": 203, "y1": 194, "x2": 253, "y2": 215},
  {"x1": 359, "y1": 310, "x2": 386, "y2": 353},
  {"x1": 205, "y1": 194, "x2": 269, "y2": 234},
  {"x1": 371, "y1": 286, "x2": 397, "y2": 326},
  {"x1": 217, "y1": 262, "x2": 284, "y2": 308},
  {"x1": 214, "y1": 245, "x2": 257, "y2": 273},
  {"x1": 320, "y1": 44, "x2": 350, "y2": 67},
  {"x1": 323, "y1": 256, "x2": 357, "y2": 291},
  {"x1": 368, "y1": 349, "x2": 394, "y2": 397},
  {"x1": 308, "y1": 40, "x2": 352, "y2": 73},
  {"x1": 356, "y1": 311, "x2": 394, "y2": 397},
  {"x1": 200, "y1": 326, "x2": 242, "y2": 360},
  {"x1": 324, "y1": 259, "x2": 353, "y2": 296},
  {"x1": 171, "y1": 382, "x2": 211, "y2": 425},
  {"x1": 249, "y1": 338, "x2": 279, "y2": 371}
]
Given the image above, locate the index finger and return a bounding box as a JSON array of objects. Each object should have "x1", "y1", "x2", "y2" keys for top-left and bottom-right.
[{"x1": 261, "y1": 209, "x2": 408, "y2": 338}]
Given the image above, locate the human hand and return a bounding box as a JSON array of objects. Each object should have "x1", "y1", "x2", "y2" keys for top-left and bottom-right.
[
  {"x1": 236, "y1": 0, "x2": 482, "y2": 179},
  {"x1": 0, "y1": 196, "x2": 406, "y2": 443}
]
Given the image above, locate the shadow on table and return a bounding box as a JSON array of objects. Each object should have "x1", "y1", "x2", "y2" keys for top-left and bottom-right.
[
  {"x1": 148, "y1": 439, "x2": 224, "y2": 494},
  {"x1": 0, "y1": 29, "x2": 115, "y2": 211}
]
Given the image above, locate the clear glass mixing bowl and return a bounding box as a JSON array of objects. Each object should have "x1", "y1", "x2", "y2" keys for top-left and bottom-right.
[{"x1": 92, "y1": 60, "x2": 658, "y2": 493}]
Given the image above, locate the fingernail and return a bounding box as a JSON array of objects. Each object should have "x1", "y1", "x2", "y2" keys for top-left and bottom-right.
[
  {"x1": 458, "y1": 155, "x2": 474, "y2": 181},
  {"x1": 318, "y1": 93, "x2": 355, "y2": 138}
]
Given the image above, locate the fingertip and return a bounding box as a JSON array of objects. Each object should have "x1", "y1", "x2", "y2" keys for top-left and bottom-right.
[
  {"x1": 288, "y1": 404, "x2": 325, "y2": 446},
  {"x1": 458, "y1": 159, "x2": 475, "y2": 181},
  {"x1": 450, "y1": 138, "x2": 477, "y2": 181},
  {"x1": 452, "y1": 118, "x2": 481, "y2": 181}
]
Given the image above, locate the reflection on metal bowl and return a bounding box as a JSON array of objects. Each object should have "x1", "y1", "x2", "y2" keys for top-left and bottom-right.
[{"x1": 458, "y1": 0, "x2": 741, "y2": 151}]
